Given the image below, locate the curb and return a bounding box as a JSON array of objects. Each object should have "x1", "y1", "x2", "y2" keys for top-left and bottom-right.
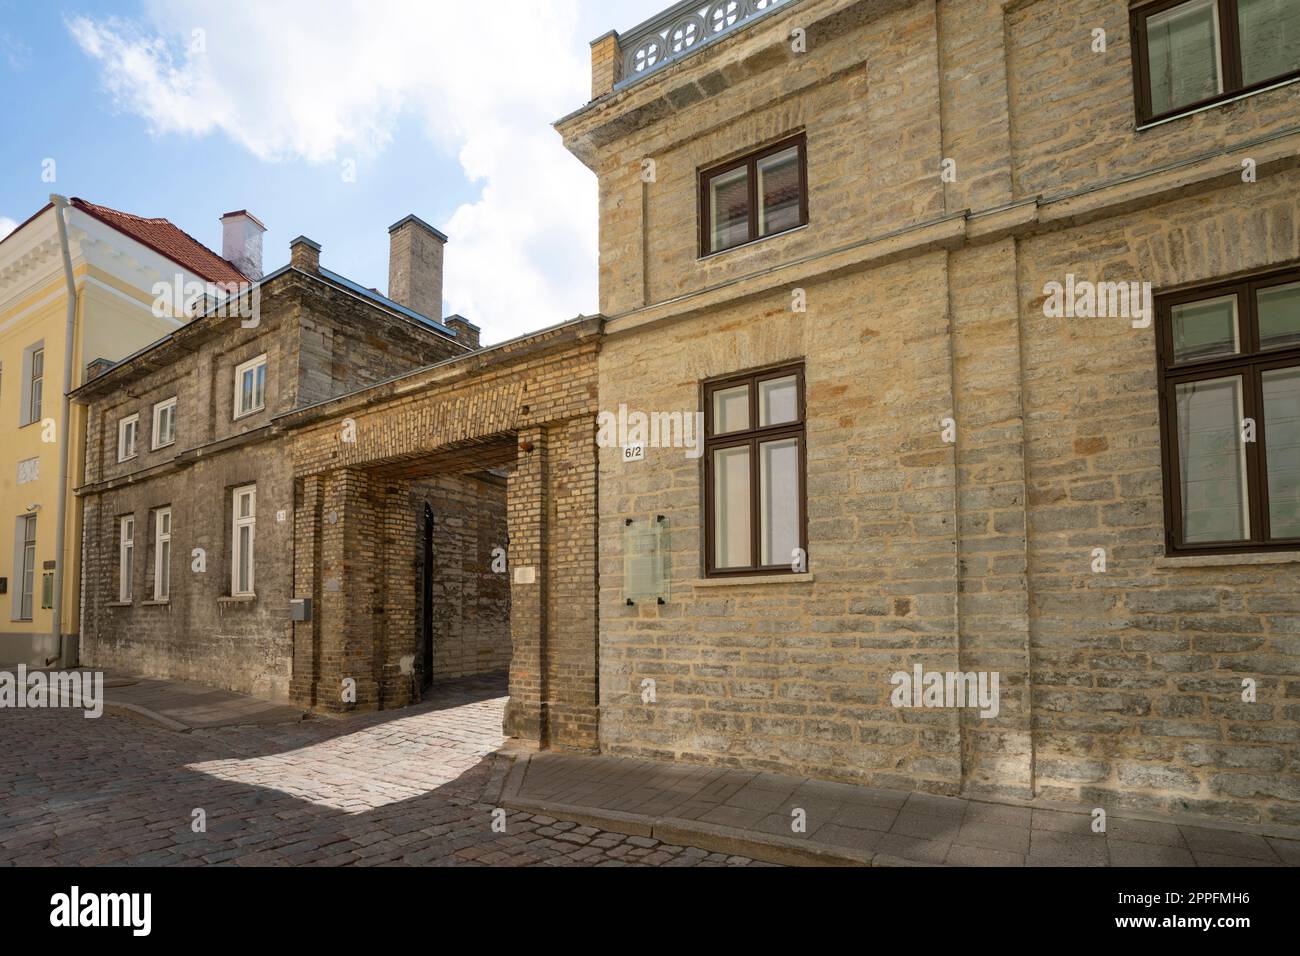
[{"x1": 500, "y1": 754, "x2": 885, "y2": 867}]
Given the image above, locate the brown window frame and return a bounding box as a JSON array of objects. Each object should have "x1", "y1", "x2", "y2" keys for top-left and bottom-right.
[
  {"x1": 1131, "y1": 0, "x2": 1300, "y2": 125},
  {"x1": 698, "y1": 133, "x2": 809, "y2": 258},
  {"x1": 702, "y1": 363, "x2": 808, "y2": 577},
  {"x1": 1156, "y1": 265, "x2": 1300, "y2": 556}
]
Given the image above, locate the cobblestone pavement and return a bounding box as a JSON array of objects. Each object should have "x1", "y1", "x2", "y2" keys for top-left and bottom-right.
[{"x1": 0, "y1": 675, "x2": 771, "y2": 867}]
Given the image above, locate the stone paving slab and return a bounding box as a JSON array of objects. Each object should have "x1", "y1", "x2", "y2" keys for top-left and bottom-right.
[
  {"x1": 34, "y1": 667, "x2": 308, "y2": 731},
  {"x1": 505, "y1": 751, "x2": 1300, "y2": 868}
]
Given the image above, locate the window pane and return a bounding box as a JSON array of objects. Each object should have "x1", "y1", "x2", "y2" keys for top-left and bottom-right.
[
  {"x1": 241, "y1": 370, "x2": 255, "y2": 412},
  {"x1": 1258, "y1": 281, "x2": 1300, "y2": 351},
  {"x1": 1171, "y1": 294, "x2": 1239, "y2": 362},
  {"x1": 713, "y1": 446, "x2": 751, "y2": 568},
  {"x1": 759, "y1": 375, "x2": 798, "y2": 427},
  {"x1": 254, "y1": 364, "x2": 266, "y2": 407},
  {"x1": 708, "y1": 166, "x2": 750, "y2": 253},
  {"x1": 1263, "y1": 367, "x2": 1300, "y2": 538},
  {"x1": 1175, "y1": 376, "x2": 1250, "y2": 543},
  {"x1": 712, "y1": 384, "x2": 750, "y2": 434},
  {"x1": 757, "y1": 146, "x2": 801, "y2": 237},
  {"x1": 160, "y1": 541, "x2": 171, "y2": 598},
  {"x1": 760, "y1": 438, "x2": 800, "y2": 565},
  {"x1": 239, "y1": 525, "x2": 252, "y2": 591},
  {"x1": 1239, "y1": 0, "x2": 1300, "y2": 86},
  {"x1": 1146, "y1": 0, "x2": 1224, "y2": 115}
]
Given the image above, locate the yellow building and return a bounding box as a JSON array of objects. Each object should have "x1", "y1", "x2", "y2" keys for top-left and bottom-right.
[{"x1": 0, "y1": 196, "x2": 259, "y2": 666}]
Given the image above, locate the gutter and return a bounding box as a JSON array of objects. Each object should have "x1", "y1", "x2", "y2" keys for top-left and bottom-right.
[{"x1": 50, "y1": 195, "x2": 78, "y2": 667}]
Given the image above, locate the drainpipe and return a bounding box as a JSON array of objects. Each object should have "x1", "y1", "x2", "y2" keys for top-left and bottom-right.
[{"x1": 50, "y1": 195, "x2": 78, "y2": 668}]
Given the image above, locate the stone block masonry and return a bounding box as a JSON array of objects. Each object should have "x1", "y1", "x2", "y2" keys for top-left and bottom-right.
[{"x1": 558, "y1": 0, "x2": 1300, "y2": 826}]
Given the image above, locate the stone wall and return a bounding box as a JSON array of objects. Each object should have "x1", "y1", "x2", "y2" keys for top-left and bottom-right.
[
  {"x1": 563, "y1": 0, "x2": 1300, "y2": 825},
  {"x1": 77, "y1": 268, "x2": 463, "y2": 699}
]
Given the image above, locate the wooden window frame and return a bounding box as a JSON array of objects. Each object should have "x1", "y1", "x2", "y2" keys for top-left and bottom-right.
[
  {"x1": 153, "y1": 507, "x2": 172, "y2": 602},
  {"x1": 702, "y1": 363, "x2": 808, "y2": 577},
  {"x1": 1156, "y1": 265, "x2": 1300, "y2": 555},
  {"x1": 118, "y1": 514, "x2": 134, "y2": 604},
  {"x1": 19, "y1": 514, "x2": 37, "y2": 620},
  {"x1": 231, "y1": 485, "x2": 256, "y2": 596},
  {"x1": 28, "y1": 347, "x2": 43, "y2": 425},
  {"x1": 152, "y1": 397, "x2": 177, "y2": 449},
  {"x1": 1131, "y1": 0, "x2": 1300, "y2": 125},
  {"x1": 698, "y1": 133, "x2": 809, "y2": 258},
  {"x1": 234, "y1": 354, "x2": 267, "y2": 420},
  {"x1": 118, "y1": 414, "x2": 139, "y2": 463}
]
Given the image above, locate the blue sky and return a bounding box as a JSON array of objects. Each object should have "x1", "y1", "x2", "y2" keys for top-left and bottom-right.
[{"x1": 0, "y1": 0, "x2": 662, "y2": 343}]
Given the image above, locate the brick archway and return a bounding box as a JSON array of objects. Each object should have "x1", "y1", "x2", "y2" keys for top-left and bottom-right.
[{"x1": 281, "y1": 319, "x2": 602, "y2": 751}]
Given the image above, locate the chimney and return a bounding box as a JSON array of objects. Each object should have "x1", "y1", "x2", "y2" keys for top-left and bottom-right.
[
  {"x1": 289, "y1": 235, "x2": 321, "y2": 274},
  {"x1": 221, "y1": 210, "x2": 266, "y2": 281},
  {"x1": 445, "y1": 315, "x2": 481, "y2": 350},
  {"x1": 388, "y1": 215, "x2": 446, "y2": 322}
]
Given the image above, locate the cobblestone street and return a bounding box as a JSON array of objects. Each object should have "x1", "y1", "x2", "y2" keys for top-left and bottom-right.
[{"x1": 0, "y1": 676, "x2": 769, "y2": 867}]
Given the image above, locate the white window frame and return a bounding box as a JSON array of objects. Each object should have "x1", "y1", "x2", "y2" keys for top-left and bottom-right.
[
  {"x1": 19, "y1": 514, "x2": 37, "y2": 620},
  {"x1": 154, "y1": 507, "x2": 172, "y2": 601},
  {"x1": 234, "y1": 354, "x2": 267, "y2": 419},
  {"x1": 20, "y1": 343, "x2": 44, "y2": 427},
  {"x1": 119, "y1": 515, "x2": 134, "y2": 603},
  {"x1": 152, "y1": 398, "x2": 177, "y2": 449},
  {"x1": 232, "y1": 485, "x2": 256, "y2": 596},
  {"x1": 118, "y1": 414, "x2": 139, "y2": 462}
]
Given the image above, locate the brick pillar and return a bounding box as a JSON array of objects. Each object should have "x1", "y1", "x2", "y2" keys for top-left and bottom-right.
[
  {"x1": 950, "y1": 240, "x2": 1034, "y2": 800},
  {"x1": 316, "y1": 467, "x2": 380, "y2": 712},
  {"x1": 590, "y1": 31, "x2": 621, "y2": 99},
  {"x1": 290, "y1": 474, "x2": 323, "y2": 707},
  {"x1": 545, "y1": 416, "x2": 600, "y2": 751},
  {"x1": 504, "y1": 427, "x2": 548, "y2": 744},
  {"x1": 378, "y1": 483, "x2": 420, "y2": 708}
]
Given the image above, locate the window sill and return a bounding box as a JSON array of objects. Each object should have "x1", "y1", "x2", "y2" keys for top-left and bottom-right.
[
  {"x1": 152, "y1": 442, "x2": 175, "y2": 452},
  {"x1": 219, "y1": 595, "x2": 256, "y2": 604},
  {"x1": 118, "y1": 456, "x2": 137, "y2": 464},
  {"x1": 141, "y1": 599, "x2": 170, "y2": 606},
  {"x1": 1136, "y1": 75, "x2": 1300, "y2": 131},
  {"x1": 693, "y1": 573, "x2": 814, "y2": 588},
  {"x1": 106, "y1": 601, "x2": 132, "y2": 608},
  {"x1": 1156, "y1": 551, "x2": 1300, "y2": 570},
  {"x1": 698, "y1": 223, "x2": 809, "y2": 261},
  {"x1": 233, "y1": 408, "x2": 265, "y2": 422}
]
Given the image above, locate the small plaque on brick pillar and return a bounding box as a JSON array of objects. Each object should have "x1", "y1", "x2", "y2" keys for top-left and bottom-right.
[
  {"x1": 513, "y1": 566, "x2": 537, "y2": 585},
  {"x1": 623, "y1": 514, "x2": 669, "y2": 606}
]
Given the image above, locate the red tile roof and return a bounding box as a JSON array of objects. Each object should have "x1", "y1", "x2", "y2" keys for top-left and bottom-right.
[{"x1": 71, "y1": 198, "x2": 250, "y2": 287}]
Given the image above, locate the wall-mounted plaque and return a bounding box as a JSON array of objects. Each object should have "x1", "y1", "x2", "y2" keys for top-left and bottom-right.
[{"x1": 622, "y1": 515, "x2": 669, "y2": 605}]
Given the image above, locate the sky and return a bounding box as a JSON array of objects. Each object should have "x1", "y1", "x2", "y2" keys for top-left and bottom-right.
[{"x1": 0, "y1": 0, "x2": 663, "y2": 344}]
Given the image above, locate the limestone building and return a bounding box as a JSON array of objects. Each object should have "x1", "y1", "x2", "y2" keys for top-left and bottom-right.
[{"x1": 556, "y1": 0, "x2": 1300, "y2": 826}]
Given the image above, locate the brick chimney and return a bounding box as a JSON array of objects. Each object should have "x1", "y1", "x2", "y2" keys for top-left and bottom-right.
[
  {"x1": 445, "y1": 315, "x2": 481, "y2": 350},
  {"x1": 290, "y1": 235, "x2": 320, "y2": 274},
  {"x1": 388, "y1": 215, "x2": 446, "y2": 322},
  {"x1": 221, "y1": 210, "x2": 266, "y2": 281}
]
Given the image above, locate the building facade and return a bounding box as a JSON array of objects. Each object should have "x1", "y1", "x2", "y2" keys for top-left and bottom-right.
[
  {"x1": 0, "y1": 197, "x2": 251, "y2": 667},
  {"x1": 556, "y1": 0, "x2": 1300, "y2": 826},
  {"x1": 73, "y1": 219, "x2": 491, "y2": 700}
]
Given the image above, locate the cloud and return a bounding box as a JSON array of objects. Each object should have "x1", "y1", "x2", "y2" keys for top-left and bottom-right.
[
  {"x1": 66, "y1": 0, "x2": 633, "y2": 343},
  {"x1": 0, "y1": 217, "x2": 17, "y2": 241}
]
